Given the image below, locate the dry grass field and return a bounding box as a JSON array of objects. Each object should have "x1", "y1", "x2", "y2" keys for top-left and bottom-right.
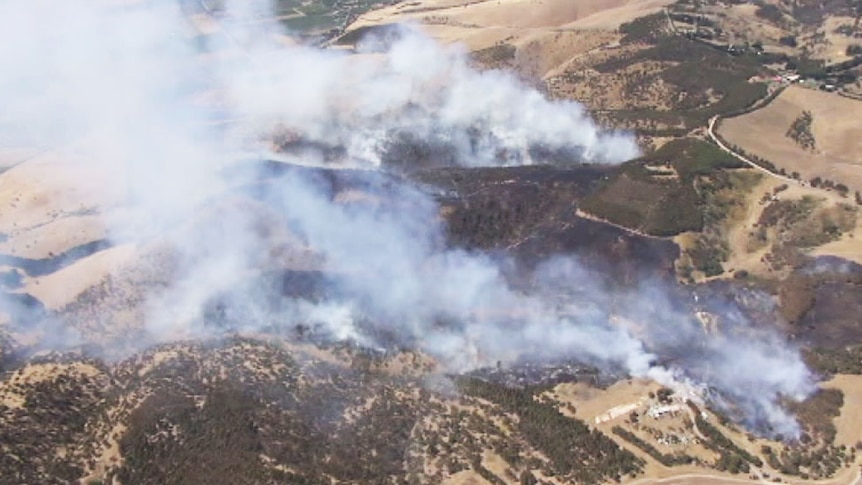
[
  {"x1": 353, "y1": 0, "x2": 675, "y2": 32},
  {"x1": 823, "y1": 375, "x2": 862, "y2": 449},
  {"x1": 711, "y1": 175, "x2": 862, "y2": 276},
  {"x1": 815, "y1": 16, "x2": 862, "y2": 63},
  {"x1": 348, "y1": 0, "x2": 674, "y2": 63},
  {"x1": 719, "y1": 86, "x2": 862, "y2": 191},
  {"x1": 23, "y1": 244, "x2": 137, "y2": 310}
]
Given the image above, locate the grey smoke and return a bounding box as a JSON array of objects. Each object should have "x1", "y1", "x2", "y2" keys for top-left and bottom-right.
[
  {"x1": 220, "y1": 18, "x2": 639, "y2": 166},
  {"x1": 0, "y1": 0, "x2": 814, "y2": 437}
]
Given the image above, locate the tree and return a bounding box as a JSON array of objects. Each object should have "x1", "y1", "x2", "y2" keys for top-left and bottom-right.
[
  {"x1": 755, "y1": 4, "x2": 783, "y2": 23},
  {"x1": 519, "y1": 471, "x2": 537, "y2": 485},
  {"x1": 836, "y1": 184, "x2": 849, "y2": 196},
  {"x1": 780, "y1": 35, "x2": 798, "y2": 48}
]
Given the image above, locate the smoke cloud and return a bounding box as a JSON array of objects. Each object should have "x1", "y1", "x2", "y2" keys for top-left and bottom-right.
[
  {"x1": 224, "y1": 23, "x2": 640, "y2": 167},
  {"x1": 0, "y1": 0, "x2": 813, "y2": 437}
]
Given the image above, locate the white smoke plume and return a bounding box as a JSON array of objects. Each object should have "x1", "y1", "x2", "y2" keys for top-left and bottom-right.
[
  {"x1": 223, "y1": 25, "x2": 640, "y2": 167},
  {"x1": 0, "y1": 0, "x2": 814, "y2": 437}
]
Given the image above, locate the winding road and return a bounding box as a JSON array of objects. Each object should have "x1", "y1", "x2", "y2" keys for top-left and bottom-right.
[{"x1": 628, "y1": 466, "x2": 862, "y2": 485}]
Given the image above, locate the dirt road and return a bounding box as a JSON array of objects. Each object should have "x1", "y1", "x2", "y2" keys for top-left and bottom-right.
[
  {"x1": 628, "y1": 466, "x2": 861, "y2": 485},
  {"x1": 707, "y1": 116, "x2": 798, "y2": 185}
]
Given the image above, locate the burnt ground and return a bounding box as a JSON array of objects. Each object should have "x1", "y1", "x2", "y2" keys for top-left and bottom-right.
[
  {"x1": 2, "y1": 160, "x2": 861, "y2": 483},
  {"x1": 417, "y1": 165, "x2": 679, "y2": 280},
  {"x1": 231, "y1": 158, "x2": 862, "y2": 353},
  {"x1": 178, "y1": 159, "x2": 689, "y2": 364},
  {"x1": 5, "y1": 155, "x2": 857, "y2": 367},
  {"x1": 798, "y1": 280, "x2": 862, "y2": 347},
  {"x1": 783, "y1": 257, "x2": 862, "y2": 349},
  {"x1": 0, "y1": 239, "x2": 112, "y2": 278},
  {"x1": 233, "y1": 159, "x2": 680, "y2": 282},
  {"x1": 230, "y1": 157, "x2": 862, "y2": 336}
]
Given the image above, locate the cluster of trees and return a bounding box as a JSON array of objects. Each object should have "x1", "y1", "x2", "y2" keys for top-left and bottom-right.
[
  {"x1": 755, "y1": 4, "x2": 785, "y2": 23},
  {"x1": 785, "y1": 55, "x2": 862, "y2": 85},
  {"x1": 683, "y1": 29, "x2": 717, "y2": 41},
  {"x1": 114, "y1": 342, "x2": 432, "y2": 485},
  {"x1": 619, "y1": 12, "x2": 670, "y2": 44},
  {"x1": 692, "y1": 409, "x2": 762, "y2": 474},
  {"x1": 788, "y1": 389, "x2": 843, "y2": 444},
  {"x1": 720, "y1": 84, "x2": 786, "y2": 120},
  {"x1": 720, "y1": 139, "x2": 779, "y2": 171},
  {"x1": 471, "y1": 456, "x2": 508, "y2": 485},
  {"x1": 757, "y1": 196, "x2": 856, "y2": 248},
  {"x1": 583, "y1": 138, "x2": 767, "y2": 280},
  {"x1": 717, "y1": 131, "x2": 857, "y2": 207},
  {"x1": 582, "y1": 138, "x2": 749, "y2": 242},
  {"x1": 762, "y1": 389, "x2": 856, "y2": 480},
  {"x1": 810, "y1": 177, "x2": 850, "y2": 197},
  {"x1": 688, "y1": 234, "x2": 729, "y2": 276},
  {"x1": 472, "y1": 43, "x2": 517, "y2": 68},
  {"x1": 443, "y1": 178, "x2": 570, "y2": 249},
  {"x1": 834, "y1": 24, "x2": 861, "y2": 37},
  {"x1": 780, "y1": 35, "x2": 798, "y2": 47},
  {"x1": 762, "y1": 442, "x2": 850, "y2": 478},
  {"x1": 676, "y1": 143, "x2": 752, "y2": 277},
  {"x1": 599, "y1": 11, "x2": 784, "y2": 134},
  {"x1": 688, "y1": 169, "x2": 747, "y2": 277},
  {"x1": 669, "y1": 12, "x2": 719, "y2": 28},
  {"x1": 806, "y1": 345, "x2": 862, "y2": 374},
  {"x1": 459, "y1": 378, "x2": 644, "y2": 484},
  {"x1": 0, "y1": 364, "x2": 108, "y2": 484},
  {"x1": 786, "y1": 111, "x2": 816, "y2": 150},
  {"x1": 117, "y1": 386, "x2": 274, "y2": 485}
]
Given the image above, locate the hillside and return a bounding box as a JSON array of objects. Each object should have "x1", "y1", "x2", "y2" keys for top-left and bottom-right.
[
  {"x1": 2, "y1": 0, "x2": 862, "y2": 484},
  {"x1": 2, "y1": 338, "x2": 861, "y2": 485},
  {"x1": 2, "y1": 156, "x2": 862, "y2": 484}
]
